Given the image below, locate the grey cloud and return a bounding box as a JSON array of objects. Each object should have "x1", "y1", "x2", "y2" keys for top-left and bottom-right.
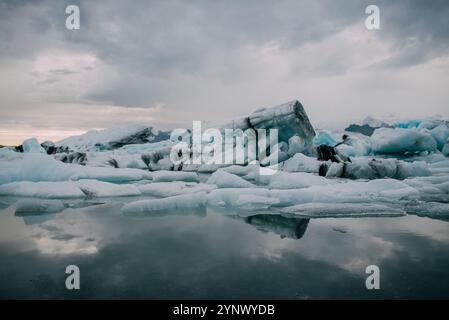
[{"x1": 1, "y1": 0, "x2": 449, "y2": 142}]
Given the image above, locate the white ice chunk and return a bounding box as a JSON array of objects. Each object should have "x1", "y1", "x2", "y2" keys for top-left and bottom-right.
[
  {"x1": 14, "y1": 199, "x2": 65, "y2": 215},
  {"x1": 0, "y1": 181, "x2": 86, "y2": 198},
  {"x1": 406, "y1": 202, "x2": 449, "y2": 218},
  {"x1": 152, "y1": 170, "x2": 199, "y2": 182},
  {"x1": 138, "y1": 182, "x2": 216, "y2": 197},
  {"x1": 443, "y1": 140, "x2": 449, "y2": 157},
  {"x1": 121, "y1": 192, "x2": 207, "y2": 214},
  {"x1": 76, "y1": 179, "x2": 141, "y2": 197},
  {"x1": 287, "y1": 135, "x2": 309, "y2": 156},
  {"x1": 256, "y1": 171, "x2": 334, "y2": 189},
  {"x1": 207, "y1": 188, "x2": 271, "y2": 207},
  {"x1": 336, "y1": 133, "x2": 372, "y2": 157},
  {"x1": 324, "y1": 157, "x2": 431, "y2": 180},
  {"x1": 234, "y1": 194, "x2": 280, "y2": 210},
  {"x1": 207, "y1": 179, "x2": 418, "y2": 209},
  {"x1": 0, "y1": 180, "x2": 141, "y2": 198},
  {"x1": 22, "y1": 138, "x2": 46, "y2": 153},
  {"x1": 0, "y1": 153, "x2": 152, "y2": 185},
  {"x1": 430, "y1": 124, "x2": 449, "y2": 150},
  {"x1": 281, "y1": 153, "x2": 321, "y2": 173},
  {"x1": 371, "y1": 127, "x2": 437, "y2": 154},
  {"x1": 207, "y1": 170, "x2": 254, "y2": 188},
  {"x1": 281, "y1": 203, "x2": 405, "y2": 218}
]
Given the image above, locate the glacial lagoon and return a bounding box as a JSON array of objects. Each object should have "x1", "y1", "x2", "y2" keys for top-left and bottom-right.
[{"x1": 1, "y1": 198, "x2": 449, "y2": 299}]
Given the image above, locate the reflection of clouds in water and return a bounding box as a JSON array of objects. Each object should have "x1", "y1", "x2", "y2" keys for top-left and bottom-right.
[
  {"x1": 0, "y1": 205, "x2": 103, "y2": 256},
  {"x1": 29, "y1": 211, "x2": 101, "y2": 255},
  {"x1": 319, "y1": 216, "x2": 449, "y2": 244}
]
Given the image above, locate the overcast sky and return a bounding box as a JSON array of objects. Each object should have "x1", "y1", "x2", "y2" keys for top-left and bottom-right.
[{"x1": 1, "y1": 0, "x2": 449, "y2": 145}]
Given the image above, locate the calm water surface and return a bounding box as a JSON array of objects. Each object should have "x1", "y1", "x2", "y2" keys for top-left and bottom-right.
[{"x1": 1, "y1": 197, "x2": 449, "y2": 299}]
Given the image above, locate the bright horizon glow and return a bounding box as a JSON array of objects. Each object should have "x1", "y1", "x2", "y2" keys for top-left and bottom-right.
[{"x1": 0, "y1": 129, "x2": 88, "y2": 146}]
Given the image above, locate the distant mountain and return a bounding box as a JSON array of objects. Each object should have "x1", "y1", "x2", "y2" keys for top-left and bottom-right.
[
  {"x1": 362, "y1": 116, "x2": 390, "y2": 128},
  {"x1": 345, "y1": 124, "x2": 377, "y2": 136},
  {"x1": 345, "y1": 116, "x2": 391, "y2": 136},
  {"x1": 56, "y1": 125, "x2": 170, "y2": 152}
]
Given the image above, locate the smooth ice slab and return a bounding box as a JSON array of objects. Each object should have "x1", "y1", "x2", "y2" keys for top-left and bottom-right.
[
  {"x1": 0, "y1": 180, "x2": 142, "y2": 198},
  {"x1": 138, "y1": 182, "x2": 216, "y2": 197},
  {"x1": 0, "y1": 153, "x2": 152, "y2": 185},
  {"x1": 280, "y1": 203, "x2": 405, "y2": 218},
  {"x1": 207, "y1": 170, "x2": 254, "y2": 188},
  {"x1": 121, "y1": 192, "x2": 207, "y2": 215},
  {"x1": 14, "y1": 199, "x2": 66, "y2": 215},
  {"x1": 152, "y1": 170, "x2": 199, "y2": 183}
]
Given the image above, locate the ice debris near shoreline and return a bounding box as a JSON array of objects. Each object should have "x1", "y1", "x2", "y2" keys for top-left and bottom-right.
[{"x1": 1, "y1": 100, "x2": 449, "y2": 218}]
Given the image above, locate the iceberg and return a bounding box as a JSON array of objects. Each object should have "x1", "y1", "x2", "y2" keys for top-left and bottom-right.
[
  {"x1": 394, "y1": 119, "x2": 421, "y2": 129},
  {"x1": 430, "y1": 124, "x2": 449, "y2": 151},
  {"x1": 75, "y1": 179, "x2": 141, "y2": 197},
  {"x1": 206, "y1": 178, "x2": 418, "y2": 210},
  {"x1": 207, "y1": 188, "x2": 272, "y2": 208},
  {"x1": 0, "y1": 153, "x2": 152, "y2": 185},
  {"x1": 0, "y1": 181, "x2": 86, "y2": 198},
  {"x1": 255, "y1": 171, "x2": 334, "y2": 189},
  {"x1": 371, "y1": 127, "x2": 437, "y2": 155},
  {"x1": 443, "y1": 141, "x2": 449, "y2": 157},
  {"x1": 121, "y1": 192, "x2": 207, "y2": 215},
  {"x1": 221, "y1": 100, "x2": 316, "y2": 154},
  {"x1": 314, "y1": 130, "x2": 338, "y2": 147},
  {"x1": 405, "y1": 201, "x2": 449, "y2": 219},
  {"x1": 0, "y1": 180, "x2": 141, "y2": 198},
  {"x1": 14, "y1": 199, "x2": 66, "y2": 215},
  {"x1": 335, "y1": 134, "x2": 372, "y2": 157},
  {"x1": 281, "y1": 203, "x2": 405, "y2": 218},
  {"x1": 323, "y1": 158, "x2": 430, "y2": 180},
  {"x1": 206, "y1": 170, "x2": 254, "y2": 188},
  {"x1": 138, "y1": 182, "x2": 216, "y2": 197},
  {"x1": 152, "y1": 170, "x2": 199, "y2": 183},
  {"x1": 281, "y1": 153, "x2": 321, "y2": 173},
  {"x1": 22, "y1": 138, "x2": 46, "y2": 153}
]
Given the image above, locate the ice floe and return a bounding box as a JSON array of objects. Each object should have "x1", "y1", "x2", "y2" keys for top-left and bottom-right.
[
  {"x1": 0, "y1": 180, "x2": 141, "y2": 198},
  {"x1": 138, "y1": 182, "x2": 216, "y2": 197},
  {"x1": 371, "y1": 127, "x2": 437, "y2": 155},
  {"x1": 0, "y1": 153, "x2": 152, "y2": 185},
  {"x1": 14, "y1": 199, "x2": 66, "y2": 215},
  {"x1": 281, "y1": 203, "x2": 405, "y2": 218},
  {"x1": 207, "y1": 170, "x2": 254, "y2": 188},
  {"x1": 121, "y1": 192, "x2": 207, "y2": 215},
  {"x1": 152, "y1": 170, "x2": 199, "y2": 182}
]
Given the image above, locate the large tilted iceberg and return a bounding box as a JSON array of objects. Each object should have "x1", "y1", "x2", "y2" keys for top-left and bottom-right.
[{"x1": 221, "y1": 100, "x2": 316, "y2": 154}]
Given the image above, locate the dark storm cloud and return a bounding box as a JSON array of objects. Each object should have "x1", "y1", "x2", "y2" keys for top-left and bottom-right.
[
  {"x1": 0, "y1": 0, "x2": 449, "y2": 124},
  {"x1": 374, "y1": 0, "x2": 449, "y2": 68}
]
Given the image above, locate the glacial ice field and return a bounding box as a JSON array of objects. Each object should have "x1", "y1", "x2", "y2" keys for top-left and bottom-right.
[{"x1": 1, "y1": 100, "x2": 449, "y2": 298}]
